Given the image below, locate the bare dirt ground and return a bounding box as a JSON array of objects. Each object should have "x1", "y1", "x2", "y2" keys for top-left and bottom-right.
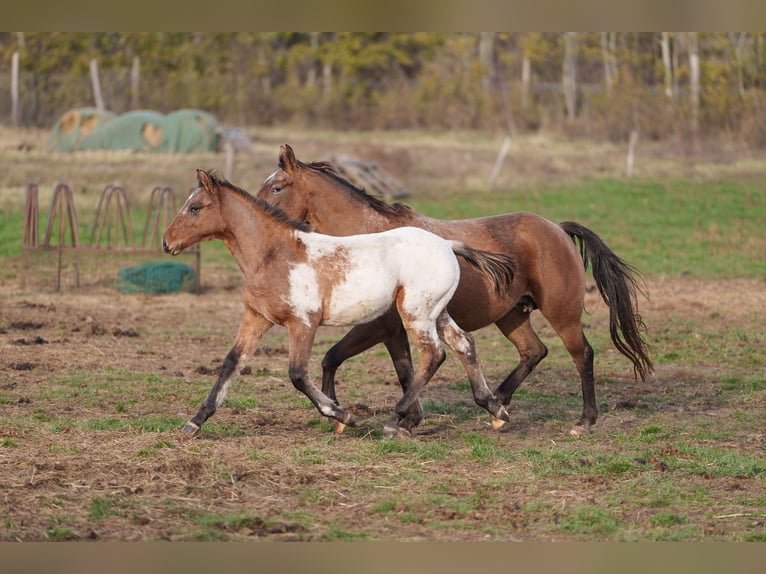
[{"x1": 1, "y1": 274, "x2": 764, "y2": 541}]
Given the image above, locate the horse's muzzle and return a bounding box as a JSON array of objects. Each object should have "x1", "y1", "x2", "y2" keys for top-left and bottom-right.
[{"x1": 162, "y1": 237, "x2": 175, "y2": 255}]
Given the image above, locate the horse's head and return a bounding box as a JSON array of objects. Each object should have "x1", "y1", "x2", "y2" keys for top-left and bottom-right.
[
  {"x1": 162, "y1": 169, "x2": 226, "y2": 255},
  {"x1": 254, "y1": 144, "x2": 317, "y2": 225}
]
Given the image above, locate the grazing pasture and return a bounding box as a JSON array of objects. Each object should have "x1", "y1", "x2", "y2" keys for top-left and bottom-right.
[{"x1": 0, "y1": 127, "x2": 764, "y2": 541}]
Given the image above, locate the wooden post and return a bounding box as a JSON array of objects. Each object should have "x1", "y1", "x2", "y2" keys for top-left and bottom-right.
[
  {"x1": 131, "y1": 56, "x2": 140, "y2": 109},
  {"x1": 489, "y1": 135, "x2": 512, "y2": 187},
  {"x1": 11, "y1": 51, "x2": 19, "y2": 126},
  {"x1": 90, "y1": 58, "x2": 105, "y2": 111},
  {"x1": 626, "y1": 129, "x2": 639, "y2": 178},
  {"x1": 224, "y1": 140, "x2": 235, "y2": 181},
  {"x1": 23, "y1": 183, "x2": 38, "y2": 247},
  {"x1": 688, "y1": 33, "x2": 700, "y2": 140}
]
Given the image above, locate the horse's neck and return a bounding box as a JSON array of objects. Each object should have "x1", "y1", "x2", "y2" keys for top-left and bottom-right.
[
  {"x1": 316, "y1": 188, "x2": 423, "y2": 234},
  {"x1": 220, "y1": 191, "x2": 290, "y2": 274}
]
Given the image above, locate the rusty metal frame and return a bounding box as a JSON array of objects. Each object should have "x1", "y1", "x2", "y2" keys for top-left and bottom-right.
[{"x1": 22, "y1": 182, "x2": 200, "y2": 293}]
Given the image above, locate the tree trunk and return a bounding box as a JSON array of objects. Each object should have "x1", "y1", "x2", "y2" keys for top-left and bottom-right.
[
  {"x1": 306, "y1": 32, "x2": 319, "y2": 89},
  {"x1": 521, "y1": 51, "x2": 530, "y2": 111},
  {"x1": 258, "y1": 46, "x2": 271, "y2": 96},
  {"x1": 730, "y1": 32, "x2": 748, "y2": 97},
  {"x1": 563, "y1": 32, "x2": 577, "y2": 122},
  {"x1": 660, "y1": 32, "x2": 673, "y2": 98},
  {"x1": 601, "y1": 32, "x2": 617, "y2": 94},
  {"x1": 479, "y1": 32, "x2": 495, "y2": 93}
]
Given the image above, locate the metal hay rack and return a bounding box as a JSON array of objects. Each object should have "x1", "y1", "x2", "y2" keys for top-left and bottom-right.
[{"x1": 21, "y1": 182, "x2": 200, "y2": 293}]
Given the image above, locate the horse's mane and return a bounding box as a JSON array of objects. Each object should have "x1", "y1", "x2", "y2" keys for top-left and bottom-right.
[
  {"x1": 207, "y1": 171, "x2": 312, "y2": 232},
  {"x1": 292, "y1": 158, "x2": 413, "y2": 219}
]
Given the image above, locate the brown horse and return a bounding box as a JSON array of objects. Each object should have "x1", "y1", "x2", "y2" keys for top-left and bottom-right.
[
  {"x1": 254, "y1": 144, "x2": 653, "y2": 436},
  {"x1": 163, "y1": 169, "x2": 518, "y2": 436}
]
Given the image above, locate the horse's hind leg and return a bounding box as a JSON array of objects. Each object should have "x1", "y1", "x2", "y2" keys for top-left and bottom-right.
[
  {"x1": 437, "y1": 312, "x2": 510, "y2": 426},
  {"x1": 320, "y1": 315, "x2": 420, "y2": 433},
  {"x1": 183, "y1": 310, "x2": 273, "y2": 435},
  {"x1": 493, "y1": 308, "x2": 549, "y2": 407},
  {"x1": 385, "y1": 323, "x2": 445, "y2": 438},
  {"x1": 550, "y1": 320, "x2": 596, "y2": 436}
]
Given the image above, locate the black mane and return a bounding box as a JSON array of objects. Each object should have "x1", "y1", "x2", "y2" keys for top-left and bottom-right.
[
  {"x1": 300, "y1": 159, "x2": 413, "y2": 219},
  {"x1": 208, "y1": 171, "x2": 312, "y2": 232}
]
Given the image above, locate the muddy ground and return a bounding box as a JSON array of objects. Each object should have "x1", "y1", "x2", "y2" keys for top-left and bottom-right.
[{"x1": 1, "y1": 273, "x2": 764, "y2": 541}]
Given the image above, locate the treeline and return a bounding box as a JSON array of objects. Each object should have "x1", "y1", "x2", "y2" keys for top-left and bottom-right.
[{"x1": 2, "y1": 32, "x2": 766, "y2": 145}]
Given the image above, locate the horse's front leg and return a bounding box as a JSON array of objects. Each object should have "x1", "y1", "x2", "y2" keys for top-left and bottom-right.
[
  {"x1": 288, "y1": 321, "x2": 356, "y2": 428},
  {"x1": 183, "y1": 310, "x2": 273, "y2": 435}
]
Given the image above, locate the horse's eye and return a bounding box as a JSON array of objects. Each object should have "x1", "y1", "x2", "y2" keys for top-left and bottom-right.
[
  {"x1": 271, "y1": 185, "x2": 283, "y2": 195},
  {"x1": 190, "y1": 205, "x2": 201, "y2": 215}
]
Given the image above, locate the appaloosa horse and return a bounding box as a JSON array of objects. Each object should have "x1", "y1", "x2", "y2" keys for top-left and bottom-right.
[
  {"x1": 254, "y1": 145, "x2": 653, "y2": 436},
  {"x1": 163, "y1": 169, "x2": 518, "y2": 436}
]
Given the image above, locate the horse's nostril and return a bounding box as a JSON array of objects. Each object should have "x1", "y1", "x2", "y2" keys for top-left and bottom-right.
[{"x1": 162, "y1": 237, "x2": 169, "y2": 253}]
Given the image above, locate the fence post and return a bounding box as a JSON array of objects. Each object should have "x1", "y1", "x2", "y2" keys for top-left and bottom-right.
[
  {"x1": 11, "y1": 51, "x2": 19, "y2": 126},
  {"x1": 131, "y1": 56, "x2": 140, "y2": 109},
  {"x1": 90, "y1": 58, "x2": 105, "y2": 111}
]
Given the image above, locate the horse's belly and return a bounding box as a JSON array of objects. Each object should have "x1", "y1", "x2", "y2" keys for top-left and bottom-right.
[
  {"x1": 323, "y1": 280, "x2": 394, "y2": 326},
  {"x1": 322, "y1": 297, "x2": 390, "y2": 326}
]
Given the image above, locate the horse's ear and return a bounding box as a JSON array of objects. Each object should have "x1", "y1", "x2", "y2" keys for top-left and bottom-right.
[
  {"x1": 196, "y1": 169, "x2": 215, "y2": 193},
  {"x1": 279, "y1": 144, "x2": 297, "y2": 172}
]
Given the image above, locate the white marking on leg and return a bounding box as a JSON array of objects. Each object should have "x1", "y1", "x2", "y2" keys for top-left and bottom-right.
[{"x1": 319, "y1": 403, "x2": 336, "y2": 417}]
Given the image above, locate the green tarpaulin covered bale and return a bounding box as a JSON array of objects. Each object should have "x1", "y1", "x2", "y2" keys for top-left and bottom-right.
[
  {"x1": 48, "y1": 108, "x2": 222, "y2": 153},
  {"x1": 79, "y1": 110, "x2": 167, "y2": 152},
  {"x1": 46, "y1": 107, "x2": 117, "y2": 152},
  {"x1": 159, "y1": 109, "x2": 222, "y2": 153}
]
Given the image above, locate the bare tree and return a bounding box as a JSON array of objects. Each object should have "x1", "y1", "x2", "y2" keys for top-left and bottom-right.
[
  {"x1": 660, "y1": 32, "x2": 674, "y2": 98},
  {"x1": 521, "y1": 49, "x2": 531, "y2": 111},
  {"x1": 601, "y1": 32, "x2": 617, "y2": 94},
  {"x1": 306, "y1": 32, "x2": 319, "y2": 89},
  {"x1": 563, "y1": 32, "x2": 577, "y2": 122},
  {"x1": 729, "y1": 32, "x2": 748, "y2": 97},
  {"x1": 479, "y1": 32, "x2": 496, "y2": 93}
]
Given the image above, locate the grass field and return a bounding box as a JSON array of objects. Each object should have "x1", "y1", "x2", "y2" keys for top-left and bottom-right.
[{"x1": 0, "y1": 127, "x2": 765, "y2": 542}]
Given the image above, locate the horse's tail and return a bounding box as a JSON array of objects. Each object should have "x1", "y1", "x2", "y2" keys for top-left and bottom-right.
[
  {"x1": 450, "y1": 242, "x2": 517, "y2": 294},
  {"x1": 560, "y1": 221, "x2": 654, "y2": 381}
]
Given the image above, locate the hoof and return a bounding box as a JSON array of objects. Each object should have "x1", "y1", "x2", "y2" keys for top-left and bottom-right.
[
  {"x1": 569, "y1": 424, "x2": 589, "y2": 437},
  {"x1": 182, "y1": 421, "x2": 200, "y2": 436},
  {"x1": 383, "y1": 419, "x2": 399, "y2": 439},
  {"x1": 339, "y1": 410, "x2": 357, "y2": 427},
  {"x1": 488, "y1": 399, "x2": 510, "y2": 422},
  {"x1": 331, "y1": 420, "x2": 346, "y2": 434},
  {"x1": 490, "y1": 416, "x2": 507, "y2": 431},
  {"x1": 383, "y1": 416, "x2": 414, "y2": 439}
]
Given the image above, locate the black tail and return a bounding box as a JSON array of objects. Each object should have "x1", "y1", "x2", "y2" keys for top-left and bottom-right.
[
  {"x1": 560, "y1": 221, "x2": 653, "y2": 381},
  {"x1": 450, "y1": 242, "x2": 517, "y2": 294}
]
